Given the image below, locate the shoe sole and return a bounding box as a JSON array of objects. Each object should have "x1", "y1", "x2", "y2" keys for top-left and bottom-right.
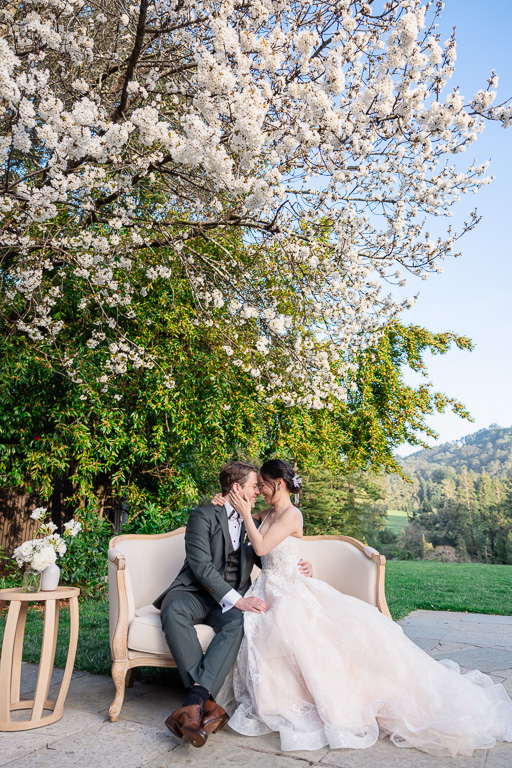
[
  {"x1": 164, "y1": 715, "x2": 183, "y2": 739},
  {"x1": 181, "y1": 725, "x2": 208, "y2": 748}
]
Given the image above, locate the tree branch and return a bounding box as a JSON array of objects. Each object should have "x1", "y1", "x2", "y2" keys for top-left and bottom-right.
[{"x1": 111, "y1": 0, "x2": 149, "y2": 123}]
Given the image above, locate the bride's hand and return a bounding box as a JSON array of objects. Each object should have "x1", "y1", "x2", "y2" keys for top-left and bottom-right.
[
  {"x1": 211, "y1": 493, "x2": 225, "y2": 506},
  {"x1": 229, "y1": 488, "x2": 252, "y2": 518},
  {"x1": 298, "y1": 559, "x2": 313, "y2": 578}
]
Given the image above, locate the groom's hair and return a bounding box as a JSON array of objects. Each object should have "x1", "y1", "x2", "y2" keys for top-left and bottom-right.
[{"x1": 219, "y1": 461, "x2": 258, "y2": 495}]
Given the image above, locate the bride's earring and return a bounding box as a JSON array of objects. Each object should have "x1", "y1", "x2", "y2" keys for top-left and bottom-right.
[{"x1": 278, "y1": 483, "x2": 281, "y2": 489}]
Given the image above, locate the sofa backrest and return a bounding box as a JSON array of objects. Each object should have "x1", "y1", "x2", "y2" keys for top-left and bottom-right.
[
  {"x1": 301, "y1": 536, "x2": 378, "y2": 605},
  {"x1": 109, "y1": 529, "x2": 381, "y2": 611},
  {"x1": 110, "y1": 530, "x2": 187, "y2": 612}
]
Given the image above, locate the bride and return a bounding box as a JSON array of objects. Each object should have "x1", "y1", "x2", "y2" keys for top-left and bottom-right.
[{"x1": 215, "y1": 459, "x2": 512, "y2": 757}]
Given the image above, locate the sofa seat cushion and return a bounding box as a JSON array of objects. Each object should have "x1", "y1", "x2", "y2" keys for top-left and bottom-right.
[{"x1": 127, "y1": 604, "x2": 216, "y2": 656}]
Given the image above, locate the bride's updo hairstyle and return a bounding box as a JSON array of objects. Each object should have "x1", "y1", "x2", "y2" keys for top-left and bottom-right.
[{"x1": 260, "y1": 459, "x2": 303, "y2": 498}]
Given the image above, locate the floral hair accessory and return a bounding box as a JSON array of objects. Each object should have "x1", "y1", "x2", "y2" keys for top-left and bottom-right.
[{"x1": 293, "y1": 473, "x2": 302, "y2": 490}]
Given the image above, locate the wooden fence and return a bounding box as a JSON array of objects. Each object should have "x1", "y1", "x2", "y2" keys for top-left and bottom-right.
[
  {"x1": 1, "y1": 474, "x2": 120, "y2": 569},
  {"x1": 0, "y1": 487, "x2": 40, "y2": 560},
  {"x1": 1, "y1": 473, "x2": 79, "y2": 564}
]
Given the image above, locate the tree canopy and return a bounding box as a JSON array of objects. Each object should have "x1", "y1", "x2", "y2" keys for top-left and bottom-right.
[
  {"x1": 0, "y1": 281, "x2": 473, "y2": 519},
  {"x1": 1, "y1": 0, "x2": 509, "y2": 411},
  {"x1": 2, "y1": 0, "x2": 508, "y2": 531}
]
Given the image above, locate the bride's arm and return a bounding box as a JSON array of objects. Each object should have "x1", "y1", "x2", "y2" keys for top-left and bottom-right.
[{"x1": 229, "y1": 489, "x2": 302, "y2": 556}]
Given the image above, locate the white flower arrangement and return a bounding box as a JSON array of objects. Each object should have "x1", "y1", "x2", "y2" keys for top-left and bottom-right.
[{"x1": 13, "y1": 508, "x2": 82, "y2": 573}]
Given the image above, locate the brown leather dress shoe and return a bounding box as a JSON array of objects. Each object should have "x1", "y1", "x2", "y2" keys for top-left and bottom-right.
[
  {"x1": 201, "y1": 699, "x2": 230, "y2": 735},
  {"x1": 165, "y1": 704, "x2": 208, "y2": 748}
]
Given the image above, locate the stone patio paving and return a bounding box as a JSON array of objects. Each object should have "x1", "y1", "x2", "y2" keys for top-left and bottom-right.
[{"x1": 2, "y1": 610, "x2": 512, "y2": 768}]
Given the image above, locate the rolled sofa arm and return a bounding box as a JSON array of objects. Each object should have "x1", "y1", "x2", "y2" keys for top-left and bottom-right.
[
  {"x1": 108, "y1": 547, "x2": 135, "y2": 660},
  {"x1": 363, "y1": 545, "x2": 378, "y2": 558},
  {"x1": 108, "y1": 547, "x2": 126, "y2": 568}
]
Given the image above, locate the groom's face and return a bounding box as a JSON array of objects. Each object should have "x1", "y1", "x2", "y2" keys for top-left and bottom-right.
[{"x1": 235, "y1": 470, "x2": 260, "y2": 508}]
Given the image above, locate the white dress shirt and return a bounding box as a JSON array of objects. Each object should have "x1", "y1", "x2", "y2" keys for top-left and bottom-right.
[{"x1": 219, "y1": 501, "x2": 244, "y2": 613}]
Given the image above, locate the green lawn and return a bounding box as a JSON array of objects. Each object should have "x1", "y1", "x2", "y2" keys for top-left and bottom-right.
[
  {"x1": 1, "y1": 561, "x2": 511, "y2": 678},
  {"x1": 386, "y1": 560, "x2": 512, "y2": 620},
  {"x1": 0, "y1": 599, "x2": 113, "y2": 676},
  {"x1": 385, "y1": 508, "x2": 409, "y2": 533}
]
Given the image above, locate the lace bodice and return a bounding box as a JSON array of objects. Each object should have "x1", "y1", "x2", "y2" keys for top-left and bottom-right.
[{"x1": 260, "y1": 535, "x2": 302, "y2": 578}]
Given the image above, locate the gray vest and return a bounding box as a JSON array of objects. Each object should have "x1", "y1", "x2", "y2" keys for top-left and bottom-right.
[{"x1": 223, "y1": 544, "x2": 241, "y2": 589}]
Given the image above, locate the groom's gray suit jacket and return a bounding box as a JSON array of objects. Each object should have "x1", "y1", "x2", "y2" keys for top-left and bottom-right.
[{"x1": 153, "y1": 503, "x2": 261, "y2": 609}]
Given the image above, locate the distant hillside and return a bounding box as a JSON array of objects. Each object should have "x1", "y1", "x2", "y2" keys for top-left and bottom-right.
[
  {"x1": 380, "y1": 424, "x2": 512, "y2": 519},
  {"x1": 399, "y1": 424, "x2": 512, "y2": 479},
  {"x1": 379, "y1": 425, "x2": 512, "y2": 565}
]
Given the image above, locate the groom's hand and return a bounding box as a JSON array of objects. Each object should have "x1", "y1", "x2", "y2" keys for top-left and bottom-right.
[
  {"x1": 235, "y1": 596, "x2": 269, "y2": 613},
  {"x1": 298, "y1": 560, "x2": 313, "y2": 578}
]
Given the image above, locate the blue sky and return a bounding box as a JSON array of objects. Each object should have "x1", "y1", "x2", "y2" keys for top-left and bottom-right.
[{"x1": 395, "y1": 0, "x2": 512, "y2": 455}]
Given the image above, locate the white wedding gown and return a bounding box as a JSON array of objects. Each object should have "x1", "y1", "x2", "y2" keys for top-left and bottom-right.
[{"x1": 221, "y1": 536, "x2": 512, "y2": 756}]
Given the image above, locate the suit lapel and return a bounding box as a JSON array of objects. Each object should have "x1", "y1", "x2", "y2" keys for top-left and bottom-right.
[
  {"x1": 239, "y1": 520, "x2": 247, "y2": 574},
  {"x1": 216, "y1": 505, "x2": 231, "y2": 561}
]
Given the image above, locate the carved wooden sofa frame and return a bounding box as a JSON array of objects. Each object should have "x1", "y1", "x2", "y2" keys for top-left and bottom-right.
[{"x1": 108, "y1": 528, "x2": 391, "y2": 722}]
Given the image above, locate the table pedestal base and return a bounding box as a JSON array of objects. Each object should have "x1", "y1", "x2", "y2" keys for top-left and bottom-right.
[
  {"x1": 0, "y1": 586, "x2": 80, "y2": 732},
  {"x1": 2, "y1": 700, "x2": 61, "y2": 732}
]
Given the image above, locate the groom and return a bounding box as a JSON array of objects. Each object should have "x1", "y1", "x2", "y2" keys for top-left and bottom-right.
[{"x1": 154, "y1": 460, "x2": 311, "y2": 748}]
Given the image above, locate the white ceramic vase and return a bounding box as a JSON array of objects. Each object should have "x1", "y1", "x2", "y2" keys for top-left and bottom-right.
[{"x1": 40, "y1": 563, "x2": 61, "y2": 591}]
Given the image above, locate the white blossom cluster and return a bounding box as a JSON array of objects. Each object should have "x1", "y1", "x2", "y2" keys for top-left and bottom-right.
[
  {"x1": 13, "y1": 506, "x2": 82, "y2": 572},
  {"x1": 0, "y1": 0, "x2": 510, "y2": 407}
]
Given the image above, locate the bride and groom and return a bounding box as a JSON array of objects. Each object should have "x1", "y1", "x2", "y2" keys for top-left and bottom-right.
[{"x1": 154, "y1": 459, "x2": 512, "y2": 757}]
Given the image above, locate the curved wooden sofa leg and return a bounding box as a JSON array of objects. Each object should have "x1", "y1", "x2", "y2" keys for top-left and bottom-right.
[
  {"x1": 109, "y1": 661, "x2": 130, "y2": 722},
  {"x1": 125, "y1": 667, "x2": 136, "y2": 688}
]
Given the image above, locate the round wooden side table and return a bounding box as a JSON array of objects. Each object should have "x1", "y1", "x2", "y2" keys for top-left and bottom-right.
[{"x1": 0, "y1": 585, "x2": 80, "y2": 731}]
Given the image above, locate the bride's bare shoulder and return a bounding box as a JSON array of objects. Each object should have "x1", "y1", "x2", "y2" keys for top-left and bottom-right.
[
  {"x1": 281, "y1": 505, "x2": 303, "y2": 529},
  {"x1": 252, "y1": 506, "x2": 272, "y2": 522}
]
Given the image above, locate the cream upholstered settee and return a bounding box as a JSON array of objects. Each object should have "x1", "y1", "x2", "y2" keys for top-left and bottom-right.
[{"x1": 108, "y1": 529, "x2": 391, "y2": 722}]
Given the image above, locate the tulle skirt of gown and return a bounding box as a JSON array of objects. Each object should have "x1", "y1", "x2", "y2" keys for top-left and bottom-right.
[{"x1": 219, "y1": 536, "x2": 512, "y2": 756}]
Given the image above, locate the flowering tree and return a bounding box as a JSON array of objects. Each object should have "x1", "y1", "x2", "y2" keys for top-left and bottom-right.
[
  {"x1": 0, "y1": 291, "x2": 472, "y2": 518},
  {"x1": 1, "y1": 0, "x2": 509, "y2": 410}
]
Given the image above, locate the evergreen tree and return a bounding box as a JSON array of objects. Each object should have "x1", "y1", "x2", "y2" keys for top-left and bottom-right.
[
  {"x1": 301, "y1": 465, "x2": 385, "y2": 541},
  {"x1": 455, "y1": 534, "x2": 470, "y2": 563},
  {"x1": 456, "y1": 466, "x2": 478, "y2": 558},
  {"x1": 475, "y1": 470, "x2": 507, "y2": 561},
  {"x1": 365, "y1": 427, "x2": 512, "y2": 563}
]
